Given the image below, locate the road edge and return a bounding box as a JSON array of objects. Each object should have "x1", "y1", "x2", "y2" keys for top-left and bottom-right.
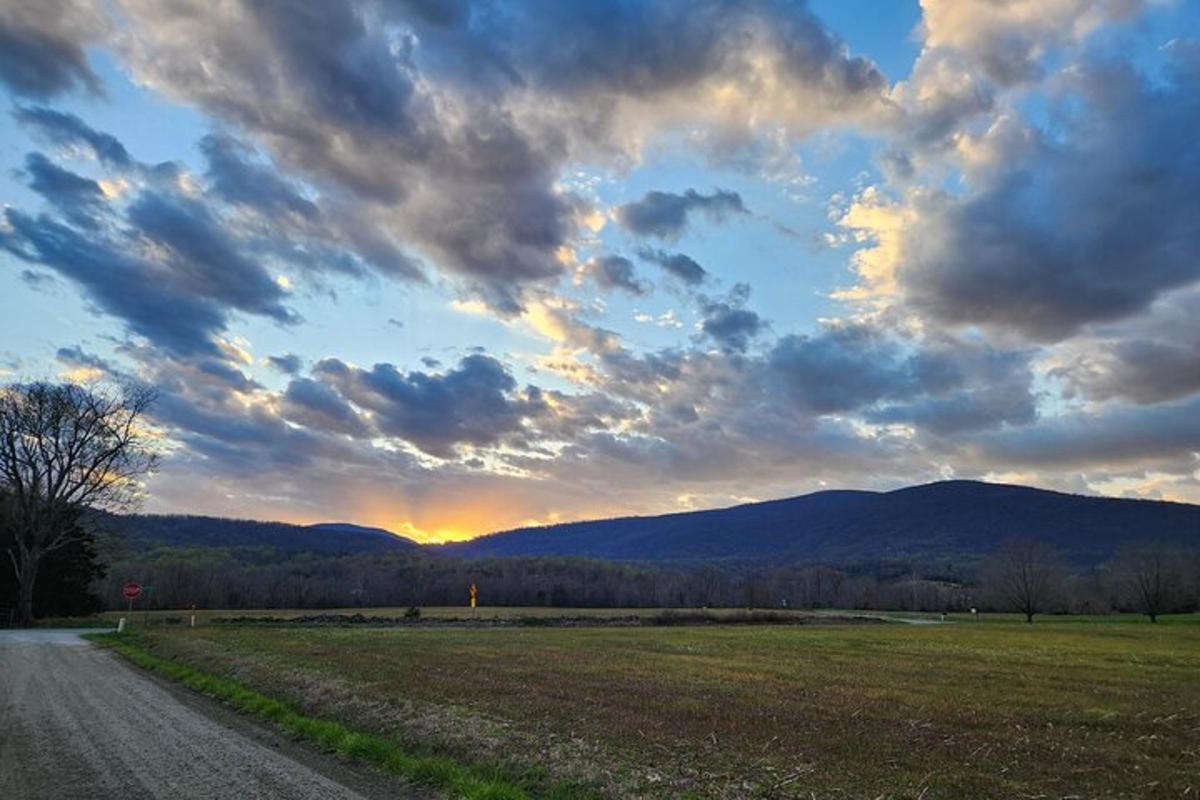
[{"x1": 89, "y1": 632, "x2": 603, "y2": 800}]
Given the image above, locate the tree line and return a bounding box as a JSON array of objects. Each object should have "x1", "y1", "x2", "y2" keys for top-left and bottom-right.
[{"x1": 89, "y1": 538, "x2": 1200, "y2": 622}]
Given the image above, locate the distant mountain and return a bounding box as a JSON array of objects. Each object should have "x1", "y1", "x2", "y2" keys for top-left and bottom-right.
[
  {"x1": 441, "y1": 481, "x2": 1200, "y2": 566},
  {"x1": 107, "y1": 514, "x2": 418, "y2": 558},
  {"x1": 306, "y1": 522, "x2": 409, "y2": 542}
]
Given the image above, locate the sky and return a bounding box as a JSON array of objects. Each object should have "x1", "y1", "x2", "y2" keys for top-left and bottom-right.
[{"x1": 1, "y1": 0, "x2": 1199, "y2": 541}]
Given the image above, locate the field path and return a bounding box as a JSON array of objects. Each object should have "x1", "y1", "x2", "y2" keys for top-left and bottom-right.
[{"x1": 0, "y1": 629, "x2": 412, "y2": 800}]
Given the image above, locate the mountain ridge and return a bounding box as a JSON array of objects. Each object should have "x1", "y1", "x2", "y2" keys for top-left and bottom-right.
[
  {"x1": 438, "y1": 480, "x2": 1200, "y2": 566},
  {"x1": 107, "y1": 513, "x2": 418, "y2": 557}
]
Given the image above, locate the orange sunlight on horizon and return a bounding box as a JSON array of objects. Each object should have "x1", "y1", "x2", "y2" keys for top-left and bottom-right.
[{"x1": 345, "y1": 488, "x2": 567, "y2": 544}]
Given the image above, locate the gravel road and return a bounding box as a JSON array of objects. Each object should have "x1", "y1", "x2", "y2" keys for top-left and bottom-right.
[{"x1": 0, "y1": 629, "x2": 413, "y2": 800}]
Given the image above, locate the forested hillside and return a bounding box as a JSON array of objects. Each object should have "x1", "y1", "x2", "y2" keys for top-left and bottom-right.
[{"x1": 443, "y1": 481, "x2": 1200, "y2": 565}]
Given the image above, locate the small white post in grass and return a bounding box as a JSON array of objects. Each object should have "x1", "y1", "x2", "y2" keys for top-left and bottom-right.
[
  {"x1": 117, "y1": 617, "x2": 126, "y2": 633},
  {"x1": 190, "y1": 604, "x2": 196, "y2": 628}
]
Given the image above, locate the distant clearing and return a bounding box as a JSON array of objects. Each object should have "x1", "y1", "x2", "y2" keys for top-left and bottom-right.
[{"x1": 118, "y1": 613, "x2": 1200, "y2": 799}]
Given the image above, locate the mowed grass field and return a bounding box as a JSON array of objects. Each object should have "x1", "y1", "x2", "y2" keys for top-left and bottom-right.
[{"x1": 125, "y1": 615, "x2": 1200, "y2": 799}]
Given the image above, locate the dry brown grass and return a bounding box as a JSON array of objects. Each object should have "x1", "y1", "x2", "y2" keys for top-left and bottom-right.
[{"x1": 138, "y1": 615, "x2": 1200, "y2": 798}]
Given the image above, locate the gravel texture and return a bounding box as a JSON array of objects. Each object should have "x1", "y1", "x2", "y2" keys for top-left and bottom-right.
[{"x1": 0, "y1": 629, "x2": 413, "y2": 800}]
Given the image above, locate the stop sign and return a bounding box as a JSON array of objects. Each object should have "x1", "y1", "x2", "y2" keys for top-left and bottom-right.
[{"x1": 122, "y1": 582, "x2": 142, "y2": 600}]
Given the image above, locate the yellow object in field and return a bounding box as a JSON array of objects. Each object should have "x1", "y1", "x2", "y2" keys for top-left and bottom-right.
[{"x1": 469, "y1": 582, "x2": 477, "y2": 608}]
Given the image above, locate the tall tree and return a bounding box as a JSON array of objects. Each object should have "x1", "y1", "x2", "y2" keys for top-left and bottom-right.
[
  {"x1": 1113, "y1": 542, "x2": 1178, "y2": 623},
  {"x1": 0, "y1": 382, "x2": 158, "y2": 626},
  {"x1": 0, "y1": 510, "x2": 107, "y2": 618},
  {"x1": 982, "y1": 536, "x2": 1064, "y2": 623}
]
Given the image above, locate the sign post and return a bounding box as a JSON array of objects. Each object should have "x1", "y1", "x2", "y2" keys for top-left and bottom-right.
[{"x1": 122, "y1": 581, "x2": 142, "y2": 622}]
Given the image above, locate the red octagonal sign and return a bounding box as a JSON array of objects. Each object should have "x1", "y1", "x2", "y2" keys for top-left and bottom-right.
[{"x1": 122, "y1": 582, "x2": 142, "y2": 600}]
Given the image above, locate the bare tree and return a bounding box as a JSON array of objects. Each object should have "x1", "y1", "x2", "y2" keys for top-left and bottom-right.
[
  {"x1": 1113, "y1": 542, "x2": 1178, "y2": 623},
  {"x1": 982, "y1": 537, "x2": 1064, "y2": 623},
  {"x1": 0, "y1": 382, "x2": 158, "y2": 626}
]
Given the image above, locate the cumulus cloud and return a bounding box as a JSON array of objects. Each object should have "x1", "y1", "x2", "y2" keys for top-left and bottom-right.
[
  {"x1": 844, "y1": 53, "x2": 1200, "y2": 342},
  {"x1": 766, "y1": 324, "x2": 915, "y2": 414},
  {"x1": 15, "y1": 106, "x2": 133, "y2": 167},
  {"x1": 1, "y1": 113, "x2": 430, "y2": 354},
  {"x1": 312, "y1": 354, "x2": 547, "y2": 458},
  {"x1": 1048, "y1": 287, "x2": 1200, "y2": 406},
  {"x1": 127, "y1": 191, "x2": 298, "y2": 324},
  {"x1": 1, "y1": 210, "x2": 229, "y2": 356},
  {"x1": 636, "y1": 248, "x2": 708, "y2": 286},
  {"x1": 280, "y1": 377, "x2": 371, "y2": 438},
  {"x1": 0, "y1": 1, "x2": 107, "y2": 98},
  {"x1": 585, "y1": 255, "x2": 648, "y2": 295},
  {"x1": 107, "y1": 0, "x2": 886, "y2": 310},
  {"x1": 616, "y1": 189, "x2": 747, "y2": 239},
  {"x1": 21, "y1": 152, "x2": 106, "y2": 229},
  {"x1": 698, "y1": 284, "x2": 765, "y2": 353},
  {"x1": 917, "y1": 0, "x2": 1143, "y2": 86},
  {"x1": 761, "y1": 323, "x2": 1037, "y2": 434},
  {"x1": 266, "y1": 353, "x2": 304, "y2": 375},
  {"x1": 970, "y1": 395, "x2": 1200, "y2": 470},
  {"x1": 887, "y1": 0, "x2": 1147, "y2": 155},
  {"x1": 54, "y1": 345, "x2": 114, "y2": 382},
  {"x1": 199, "y1": 133, "x2": 318, "y2": 220}
]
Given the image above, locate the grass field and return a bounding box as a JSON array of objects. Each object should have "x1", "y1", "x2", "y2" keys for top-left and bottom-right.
[
  {"x1": 111, "y1": 613, "x2": 1199, "y2": 799},
  {"x1": 87, "y1": 605, "x2": 928, "y2": 624}
]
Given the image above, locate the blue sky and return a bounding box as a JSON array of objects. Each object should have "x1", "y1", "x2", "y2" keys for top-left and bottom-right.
[{"x1": 1, "y1": 0, "x2": 1198, "y2": 539}]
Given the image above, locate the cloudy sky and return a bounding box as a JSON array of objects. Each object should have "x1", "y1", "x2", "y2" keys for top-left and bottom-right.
[{"x1": 1, "y1": 0, "x2": 1198, "y2": 540}]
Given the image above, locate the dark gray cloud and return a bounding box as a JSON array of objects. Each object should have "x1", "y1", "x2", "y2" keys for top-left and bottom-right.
[
  {"x1": 21, "y1": 152, "x2": 106, "y2": 228},
  {"x1": 971, "y1": 395, "x2": 1200, "y2": 469},
  {"x1": 313, "y1": 354, "x2": 545, "y2": 457},
  {"x1": 0, "y1": 1, "x2": 105, "y2": 98},
  {"x1": 895, "y1": 56, "x2": 1200, "y2": 341},
  {"x1": 699, "y1": 284, "x2": 764, "y2": 353},
  {"x1": 586, "y1": 255, "x2": 647, "y2": 295},
  {"x1": 55, "y1": 345, "x2": 113, "y2": 375},
  {"x1": 636, "y1": 248, "x2": 708, "y2": 285},
  {"x1": 194, "y1": 357, "x2": 261, "y2": 393},
  {"x1": 116, "y1": 0, "x2": 569, "y2": 312},
  {"x1": 763, "y1": 323, "x2": 1036, "y2": 433},
  {"x1": 14, "y1": 106, "x2": 133, "y2": 168},
  {"x1": 464, "y1": 0, "x2": 885, "y2": 100},
  {"x1": 766, "y1": 324, "x2": 913, "y2": 414},
  {"x1": 266, "y1": 353, "x2": 304, "y2": 375},
  {"x1": 869, "y1": 342, "x2": 1037, "y2": 435},
  {"x1": 1, "y1": 209, "x2": 228, "y2": 356},
  {"x1": 617, "y1": 189, "x2": 747, "y2": 239},
  {"x1": 1050, "y1": 288, "x2": 1200, "y2": 406},
  {"x1": 125, "y1": 191, "x2": 298, "y2": 325},
  {"x1": 2, "y1": 128, "x2": 306, "y2": 354},
  {"x1": 199, "y1": 133, "x2": 318, "y2": 220},
  {"x1": 280, "y1": 377, "x2": 370, "y2": 438}
]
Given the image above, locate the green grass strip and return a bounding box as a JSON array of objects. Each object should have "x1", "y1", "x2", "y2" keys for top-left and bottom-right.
[{"x1": 87, "y1": 632, "x2": 600, "y2": 800}]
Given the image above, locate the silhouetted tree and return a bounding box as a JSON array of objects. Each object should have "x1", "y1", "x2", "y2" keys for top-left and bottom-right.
[
  {"x1": 1113, "y1": 542, "x2": 1179, "y2": 623},
  {"x1": 982, "y1": 537, "x2": 1064, "y2": 623},
  {"x1": 0, "y1": 512, "x2": 106, "y2": 618},
  {"x1": 0, "y1": 382, "x2": 158, "y2": 626}
]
